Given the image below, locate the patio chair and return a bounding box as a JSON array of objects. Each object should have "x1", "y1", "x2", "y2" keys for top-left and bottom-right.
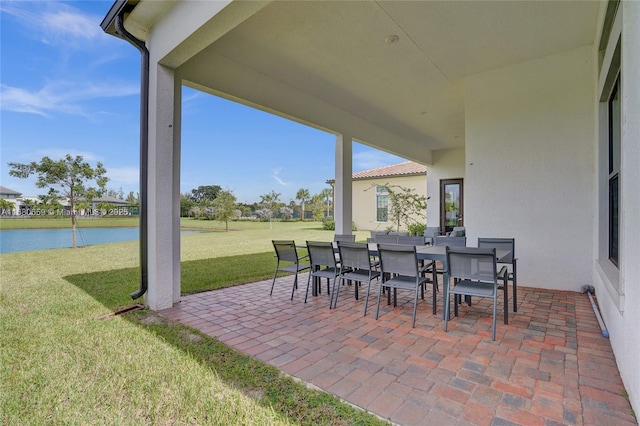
[
  {"x1": 304, "y1": 241, "x2": 344, "y2": 303},
  {"x1": 444, "y1": 247, "x2": 508, "y2": 341},
  {"x1": 334, "y1": 234, "x2": 356, "y2": 242},
  {"x1": 397, "y1": 235, "x2": 426, "y2": 246},
  {"x1": 398, "y1": 235, "x2": 437, "y2": 299},
  {"x1": 424, "y1": 226, "x2": 441, "y2": 245},
  {"x1": 333, "y1": 241, "x2": 381, "y2": 315},
  {"x1": 478, "y1": 238, "x2": 517, "y2": 312},
  {"x1": 270, "y1": 240, "x2": 310, "y2": 300},
  {"x1": 375, "y1": 234, "x2": 399, "y2": 244},
  {"x1": 367, "y1": 230, "x2": 388, "y2": 243},
  {"x1": 428, "y1": 234, "x2": 467, "y2": 291},
  {"x1": 375, "y1": 243, "x2": 430, "y2": 327}
]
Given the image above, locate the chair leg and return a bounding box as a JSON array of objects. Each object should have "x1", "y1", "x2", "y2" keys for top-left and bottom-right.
[
  {"x1": 304, "y1": 272, "x2": 313, "y2": 303},
  {"x1": 512, "y1": 260, "x2": 518, "y2": 312},
  {"x1": 503, "y1": 277, "x2": 509, "y2": 325},
  {"x1": 432, "y1": 280, "x2": 437, "y2": 315},
  {"x1": 411, "y1": 288, "x2": 419, "y2": 328},
  {"x1": 291, "y1": 273, "x2": 298, "y2": 300},
  {"x1": 270, "y1": 266, "x2": 279, "y2": 295},
  {"x1": 363, "y1": 280, "x2": 371, "y2": 316},
  {"x1": 375, "y1": 282, "x2": 385, "y2": 320},
  {"x1": 454, "y1": 292, "x2": 459, "y2": 317},
  {"x1": 492, "y1": 294, "x2": 497, "y2": 341},
  {"x1": 331, "y1": 277, "x2": 341, "y2": 309}
]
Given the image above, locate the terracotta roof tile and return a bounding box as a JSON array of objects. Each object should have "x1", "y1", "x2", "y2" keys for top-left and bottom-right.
[{"x1": 351, "y1": 161, "x2": 426, "y2": 180}]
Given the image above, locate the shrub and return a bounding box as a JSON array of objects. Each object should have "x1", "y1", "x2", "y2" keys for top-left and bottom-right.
[{"x1": 322, "y1": 218, "x2": 335, "y2": 230}]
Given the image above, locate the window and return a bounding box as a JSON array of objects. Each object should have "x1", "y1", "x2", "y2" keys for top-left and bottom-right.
[
  {"x1": 376, "y1": 186, "x2": 388, "y2": 222},
  {"x1": 608, "y1": 76, "x2": 620, "y2": 266}
]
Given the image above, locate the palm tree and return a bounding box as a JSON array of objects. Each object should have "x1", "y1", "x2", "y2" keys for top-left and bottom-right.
[
  {"x1": 296, "y1": 188, "x2": 310, "y2": 220},
  {"x1": 320, "y1": 187, "x2": 333, "y2": 218}
]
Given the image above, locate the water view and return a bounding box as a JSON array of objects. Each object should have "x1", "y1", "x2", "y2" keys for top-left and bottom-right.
[{"x1": 0, "y1": 228, "x2": 203, "y2": 254}]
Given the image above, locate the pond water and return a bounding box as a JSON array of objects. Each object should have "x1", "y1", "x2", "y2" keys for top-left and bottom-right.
[{"x1": 0, "y1": 228, "x2": 201, "y2": 254}]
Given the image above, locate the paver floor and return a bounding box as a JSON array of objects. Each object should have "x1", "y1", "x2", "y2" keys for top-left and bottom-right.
[{"x1": 160, "y1": 275, "x2": 636, "y2": 426}]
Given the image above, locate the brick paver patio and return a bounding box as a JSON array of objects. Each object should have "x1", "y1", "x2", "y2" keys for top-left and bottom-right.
[{"x1": 160, "y1": 274, "x2": 636, "y2": 426}]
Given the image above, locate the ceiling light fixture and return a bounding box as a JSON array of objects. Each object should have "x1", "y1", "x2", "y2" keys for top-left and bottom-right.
[{"x1": 385, "y1": 35, "x2": 399, "y2": 44}]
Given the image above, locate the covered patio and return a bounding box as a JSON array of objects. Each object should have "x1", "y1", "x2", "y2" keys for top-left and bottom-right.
[
  {"x1": 160, "y1": 276, "x2": 635, "y2": 426},
  {"x1": 102, "y1": 0, "x2": 640, "y2": 417}
]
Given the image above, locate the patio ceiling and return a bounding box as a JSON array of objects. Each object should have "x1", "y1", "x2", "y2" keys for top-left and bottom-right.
[{"x1": 118, "y1": 1, "x2": 601, "y2": 163}]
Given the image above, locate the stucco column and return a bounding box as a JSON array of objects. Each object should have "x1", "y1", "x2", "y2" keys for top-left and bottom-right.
[
  {"x1": 145, "y1": 63, "x2": 182, "y2": 310},
  {"x1": 334, "y1": 133, "x2": 352, "y2": 235}
]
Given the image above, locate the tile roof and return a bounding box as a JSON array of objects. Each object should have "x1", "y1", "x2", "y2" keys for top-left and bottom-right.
[
  {"x1": 351, "y1": 161, "x2": 426, "y2": 180},
  {"x1": 0, "y1": 186, "x2": 22, "y2": 196}
]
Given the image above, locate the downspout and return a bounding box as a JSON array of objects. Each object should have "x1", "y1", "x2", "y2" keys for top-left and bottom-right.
[{"x1": 115, "y1": 13, "x2": 149, "y2": 300}]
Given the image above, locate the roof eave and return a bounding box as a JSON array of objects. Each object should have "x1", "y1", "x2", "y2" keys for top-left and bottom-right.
[{"x1": 100, "y1": 0, "x2": 138, "y2": 36}]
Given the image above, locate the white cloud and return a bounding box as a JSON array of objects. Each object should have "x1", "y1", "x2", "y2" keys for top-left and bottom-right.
[
  {"x1": 0, "y1": 81, "x2": 138, "y2": 118},
  {"x1": 106, "y1": 167, "x2": 139, "y2": 186},
  {"x1": 0, "y1": 1, "x2": 107, "y2": 48},
  {"x1": 272, "y1": 168, "x2": 288, "y2": 186}
]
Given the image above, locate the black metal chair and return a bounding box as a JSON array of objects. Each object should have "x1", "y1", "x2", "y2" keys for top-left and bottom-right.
[
  {"x1": 444, "y1": 247, "x2": 508, "y2": 341},
  {"x1": 333, "y1": 241, "x2": 380, "y2": 315},
  {"x1": 304, "y1": 241, "x2": 344, "y2": 303},
  {"x1": 270, "y1": 240, "x2": 310, "y2": 300},
  {"x1": 478, "y1": 237, "x2": 517, "y2": 312},
  {"x1": 375, "y1": 243, "x2": 430, "y2": 327}
]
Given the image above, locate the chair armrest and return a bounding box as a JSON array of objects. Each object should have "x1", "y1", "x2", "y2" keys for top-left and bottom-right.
[{"x1": 498, "y1": 265, "x2": 509, "y2": 280}]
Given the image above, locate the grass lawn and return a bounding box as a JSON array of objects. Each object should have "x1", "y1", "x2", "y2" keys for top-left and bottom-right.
[{"x1": 0, "y1": 220, "x2": 383, "y2": 425}]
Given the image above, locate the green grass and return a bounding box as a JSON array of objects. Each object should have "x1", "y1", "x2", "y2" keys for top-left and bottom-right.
[{"x1": 1, "y1": 221, "x2": 384, "y2": 425}]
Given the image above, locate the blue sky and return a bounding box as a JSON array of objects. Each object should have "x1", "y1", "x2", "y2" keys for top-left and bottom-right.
[{"x1": 1, "y1": 0, "x2": 405, "y2": 204}]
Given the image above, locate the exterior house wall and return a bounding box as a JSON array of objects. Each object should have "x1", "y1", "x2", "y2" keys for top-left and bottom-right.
[
  {"x1": 592, "y1": 0, "x2": 640, "y2": 414},
  {"x1": 352, "y1": 174, "x2": 427, "y2": 232},
  {"x1": 463, "y1": 45, "x2": 596, "y2": 291}
]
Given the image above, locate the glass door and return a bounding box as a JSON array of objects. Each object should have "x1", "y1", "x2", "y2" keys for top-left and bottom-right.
[{"x1": 440, "y1": 179, "x2": 464, "y2": 234}]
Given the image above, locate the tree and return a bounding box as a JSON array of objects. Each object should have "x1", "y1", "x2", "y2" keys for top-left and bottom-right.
[
  {"x1": 8, "y1": 154, "x2": 108, "y2": 248},
  {"x1": 107, "y1": 187, "x2": 124, "y2": 199},
  {"x1": 296, "y1": 188, "x2": 310, "y2": 220},
  {"x1": 190, "y1": 185, "x2": 222, "y2": 203},
  {"x1": 259, "y1": 190, "x2": 281, "y2": 228},
  {"x1": 212, "y1": 189, "x2": 237, "y2": 231},
  {"x1": 320, "y1": 187, "x2": 333, "y2": 218},
  {"x1": 0, "y1": 199, "x2": 15, "y2": 215},
  {"x1": 309, "y1": 193, "x2": 324, "y2": 221},
  {"x1": 370, "y1": 184, "x2": 428, "y2": 232},
  {"x1": 126, "y1": 191, "x2": 139, "y2": 210},
  {"x1": 280, "y1": 206, "x2": 294, "y2": 220}
]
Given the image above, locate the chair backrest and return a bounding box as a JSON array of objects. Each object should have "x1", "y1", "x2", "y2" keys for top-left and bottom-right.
[
  {"x1": 424, "y1": 227, "x2": 441, "y2": 238},
  {"x1": 477, "y1": 238, "x2": 515, "y2": 263},
  {"x1": 397, "y1": 235, "x2": 426, "y2": 246},
  {"x1": 435, "y1": 235, "x2": 467, "y2": 247},
  {"x1": 447, "y1": 226, "x2": 466, "y2": 237},
  {"x1": 272, "y1": 240, "x2": 299, "y2": 263},
  {"x1": 378, "y1": 243, "x2": 420, "y2": 276},
  {"x1": 337, "y1": 241, "x2": 372, "y2": 270},
  {"x1": 306, "y1": 241, "x2": 338, "y2": 267},
  {"x1": 370, "y1": 230, "x2": 388, "y2": 239},
  {"x1": 388, "y1": 231, "x2": 410, "y2": 236},
  {"x1": 446, "y1": 247, "x2": 497, "y2": 283},
  {"x1": 334, "y1": 234, "x2": 356, "y2": 243},
  {"x1": 375, "y1": 234, "x2": 399, "y2": 244}
]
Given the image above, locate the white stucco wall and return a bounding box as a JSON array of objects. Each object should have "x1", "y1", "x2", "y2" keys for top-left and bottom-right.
[
  {"x1": 592, "y1": 0, "x2": 640, "y2": 415},
  {"x1": 426, "y1": 148, "x2": 465, "y2": 229},
  {"x1": 464, "y1": 45, "x2": 596, "y2": 291}
]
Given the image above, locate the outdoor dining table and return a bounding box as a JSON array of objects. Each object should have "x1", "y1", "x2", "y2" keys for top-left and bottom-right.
[
  {"x1": 305, "y1": 242, "x2": 509, "y2": 320},
  {"x1": 367, "y1": 244, "x2": 510, "y2": 320}
]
